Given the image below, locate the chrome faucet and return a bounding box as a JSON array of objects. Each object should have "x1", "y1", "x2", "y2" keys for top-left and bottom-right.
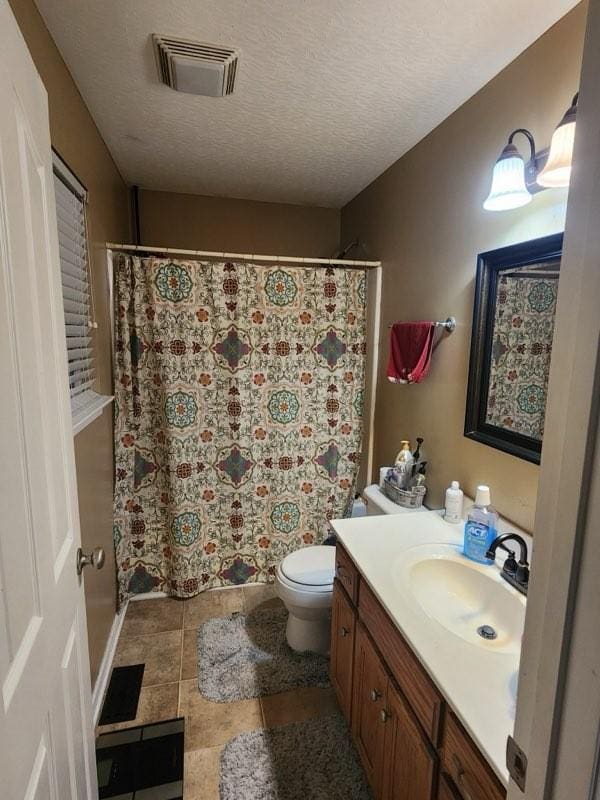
[{"x1": 485, "y1": 533, "x2": 530, "y2": 596}]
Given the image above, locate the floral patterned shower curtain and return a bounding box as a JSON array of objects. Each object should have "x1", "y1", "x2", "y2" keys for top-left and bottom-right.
[{"x1": 112, "y1": 254, "x2": 367, "y2": 602}]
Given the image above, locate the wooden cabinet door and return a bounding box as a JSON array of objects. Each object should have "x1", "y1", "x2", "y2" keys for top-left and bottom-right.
[
  {"x1": 437, "y1": 774, "x2": 462, "y2": 800},
  {"x1": 352, "y1": 622, "x2": 389, "y2": 795},
  {"x1": 330, "y1": 581, "x2": 357, "y2": 722},
  {"x1": 382, "y1": 681, "x2": 438, "y2": 800}
]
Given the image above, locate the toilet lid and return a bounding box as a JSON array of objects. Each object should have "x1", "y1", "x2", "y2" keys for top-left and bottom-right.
[{"x1": 280, "y1": 546, "x2": 335, "y2": 586}]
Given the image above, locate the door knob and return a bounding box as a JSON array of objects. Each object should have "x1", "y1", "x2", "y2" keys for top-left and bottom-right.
[{"x1": 77, "y1": 547, "x2": 105, "y2": 575}]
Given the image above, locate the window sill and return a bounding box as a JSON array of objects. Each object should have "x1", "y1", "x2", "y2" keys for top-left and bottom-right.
[{"x1": 72, "y1": 391, "x2": 113, "y2": 436}]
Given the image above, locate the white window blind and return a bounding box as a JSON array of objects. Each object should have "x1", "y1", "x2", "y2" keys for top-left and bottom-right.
[{"x1": 53, "y1": 152, "x2": 112, "y2": 434}]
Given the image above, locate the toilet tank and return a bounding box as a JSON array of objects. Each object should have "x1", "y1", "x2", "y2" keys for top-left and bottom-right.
[{"x1": 362, "y1": 484, "x2": 428, "y2": 516}]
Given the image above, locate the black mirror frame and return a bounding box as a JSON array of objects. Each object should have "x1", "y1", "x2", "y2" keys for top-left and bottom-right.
[{"x1": 464, "y1": 232, "x2": 563, "y2": 464}]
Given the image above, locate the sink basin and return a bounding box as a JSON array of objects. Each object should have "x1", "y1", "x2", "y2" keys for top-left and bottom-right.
[{"x1": 393, "y1": 543, "x2": 525, "y2": 654}]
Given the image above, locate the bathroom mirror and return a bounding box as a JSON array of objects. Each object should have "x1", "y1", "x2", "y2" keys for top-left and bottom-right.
[{"x1": 465, "y1": 232, "x2": 563, "y2": 464}]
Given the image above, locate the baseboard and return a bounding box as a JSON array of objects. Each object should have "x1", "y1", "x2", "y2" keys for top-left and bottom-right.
[
  {"x1": 128, "y1": 591, "x2": 168, "y2": 601},
  {"x1": 92, "y1": 600, "x2": 128, "y2": 727}
]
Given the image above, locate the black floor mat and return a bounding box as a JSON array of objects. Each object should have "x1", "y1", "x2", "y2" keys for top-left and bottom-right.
[{"x1": 99, "y1": 664, "x2": 145, "y2": 726}]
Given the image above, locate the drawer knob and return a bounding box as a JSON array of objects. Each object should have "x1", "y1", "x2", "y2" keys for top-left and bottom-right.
[
  {"x1": 340, "y1": 627, "x2": 350, "y2": 637},
  {"x1": 370, "y1": 689, "x2": 382, "y2": 702},
  {"x1": 380, "y1": 709, "x2": 391, "y2": 723}
]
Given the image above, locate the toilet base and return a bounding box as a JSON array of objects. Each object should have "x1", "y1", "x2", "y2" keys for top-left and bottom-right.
[{"x1": 286, "y1": 611, "x2": 331, "y2": 655}]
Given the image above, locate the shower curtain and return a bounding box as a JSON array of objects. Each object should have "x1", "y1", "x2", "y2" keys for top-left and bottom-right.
[{"x1": 112, "y1": 254, "x2": 367, "y2": 602}]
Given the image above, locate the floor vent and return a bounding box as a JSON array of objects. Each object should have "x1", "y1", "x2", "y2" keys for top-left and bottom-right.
[
  {"x1": 153, "y1": 34, "x2": 239, "y2": 97},
  {"x1": 99, "y1": 663, "x2": 145, "y2": 726}
]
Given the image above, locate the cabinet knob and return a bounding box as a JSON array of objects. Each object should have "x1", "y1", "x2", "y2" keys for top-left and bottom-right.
[
  {"x1": 380, "y1": 708, "x2": 391, "y2": 723},
  {"x1": 370, "y1": 689, "x2": 382, "y2": 702},
  {"x1": 340, "y1": 627, "x2": 350, "y2": 637}
]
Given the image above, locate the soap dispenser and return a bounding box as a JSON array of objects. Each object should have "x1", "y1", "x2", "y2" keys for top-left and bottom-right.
[{"x1": 394, "y1": 441, "x2": 414, "y2": 488}]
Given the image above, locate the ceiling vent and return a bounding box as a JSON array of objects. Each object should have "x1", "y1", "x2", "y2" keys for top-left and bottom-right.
[{"x1": 153, "y1": 34, "x2": 239, "y2": 97}]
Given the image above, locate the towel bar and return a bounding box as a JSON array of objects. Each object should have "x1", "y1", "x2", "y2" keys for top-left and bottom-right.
[{"x1": 388, "y1": 317, "x2": 456, "y2": 332}]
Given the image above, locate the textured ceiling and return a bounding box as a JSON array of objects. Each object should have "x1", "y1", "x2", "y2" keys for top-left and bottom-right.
[{"x1": 34, "y1": 0, "x2": 578, "y2": 208}]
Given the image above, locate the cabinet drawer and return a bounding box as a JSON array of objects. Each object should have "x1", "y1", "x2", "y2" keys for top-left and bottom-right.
[
  {"x1": 335, "y1": 543, "x2": 359, "y2": 604},
  {"x1": 359, "y1": 579, "x2": 443, "y2": 745},
  {"x1": 442, "y1": 714, "x2": 506, "y2": 800}
]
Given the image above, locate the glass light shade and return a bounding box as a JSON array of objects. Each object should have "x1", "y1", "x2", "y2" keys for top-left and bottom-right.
[
  {"x1": 483, "y1": 152, "x2": 532, "y2": 211},
  {"x1": 537, "y1": 119, "x2": 576, "y2": 188}
]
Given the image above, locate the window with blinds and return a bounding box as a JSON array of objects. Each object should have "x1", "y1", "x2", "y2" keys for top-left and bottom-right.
[{"x1": 53, "y1": 151, "x2": 111, "y2": 434}]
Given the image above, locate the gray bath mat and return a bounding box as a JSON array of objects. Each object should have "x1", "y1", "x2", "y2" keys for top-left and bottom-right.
[
  {"x1": 220, "y1": 713, "x2": 372, "y2": 800},
  {"x1": 197, "y1": 606, "x2": 330, "y2": 702}
]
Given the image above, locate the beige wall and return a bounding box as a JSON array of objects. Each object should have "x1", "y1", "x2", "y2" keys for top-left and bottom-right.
[
  {"x1": 9, "y1": 0, "x2": 130, "y2": 684},
  {"x1": 138, "y1": 189, "x2": 341, "y2": 258},
  {"x1": 341, "y1": 4, "x2": 586, "y2": 532}
]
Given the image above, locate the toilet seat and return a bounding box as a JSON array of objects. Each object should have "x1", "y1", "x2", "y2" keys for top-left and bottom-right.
[
  {"x1": 279, "y1": 545, "x2": 335, "y2": 592},
  {"x1": 276, "y1": 566, "x2": 333, "y2": 595}
]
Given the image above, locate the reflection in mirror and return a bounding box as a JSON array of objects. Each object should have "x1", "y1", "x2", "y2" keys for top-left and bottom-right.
[{"x1": 465, "y1": 233, "x2": 563, "y2": 463}]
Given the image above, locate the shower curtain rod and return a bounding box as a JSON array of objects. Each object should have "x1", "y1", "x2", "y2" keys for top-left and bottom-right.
[{"x1": 106, "y1": 242, "x2": 381, "y2": 268}]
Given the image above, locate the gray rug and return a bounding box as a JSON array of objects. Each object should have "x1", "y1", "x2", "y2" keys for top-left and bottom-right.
[
  {"x1": 220, "y1": 713, "x2": 372, "y2": 800},
  {"x1": 197, "y1": 606, "x2": 330, "y2": 702}
]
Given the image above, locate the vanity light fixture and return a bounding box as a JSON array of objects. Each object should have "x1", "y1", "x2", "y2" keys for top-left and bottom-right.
[
  {"x1": 483, "y1": 93, "x2": 578, "y2": 211},
  {"x1": 483, "y1": 130, "x2": 534, "y2": 211},
  {"x1": 537, "y1": 93, "x2": 578, "y2": 187}
]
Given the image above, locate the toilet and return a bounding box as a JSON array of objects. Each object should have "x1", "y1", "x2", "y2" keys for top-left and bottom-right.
[
  {"x1": 276, "y1": 484, "x2": 428, "y2": 654},
  {"x1": 275, "y1": 545, "x2": 335, "y2": 654}
]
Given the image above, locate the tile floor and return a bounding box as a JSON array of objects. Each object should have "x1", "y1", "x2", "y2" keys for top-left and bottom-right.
[{"x1": 97, "y1": 584, "x2": 339, "y2": 799}]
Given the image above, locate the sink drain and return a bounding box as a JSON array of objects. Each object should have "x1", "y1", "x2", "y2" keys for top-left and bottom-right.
[{"x1": 477, "y1": 624, "x2": 497, "y2": 641}]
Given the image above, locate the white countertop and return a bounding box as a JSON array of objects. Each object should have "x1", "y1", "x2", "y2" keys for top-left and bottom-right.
[{"x1": 331, "y1": 508, "x2": 530, "y2": 786}]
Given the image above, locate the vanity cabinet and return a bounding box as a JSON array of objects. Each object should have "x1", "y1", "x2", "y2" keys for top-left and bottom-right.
[
  {"x1": 350, "y1": 618, "x2": 437, "y2": 800},
  {"x1": 352, "y1": 621, "x2": 388, "y2": 793},
  {"x1": 382, "y1": 677, "x2": 438, "y2": 800},
  {"x1": 330, "y1": 577, "x2": 357, "y2": 720},
  {"x1": 331, "y1": 543, "x2": 507, "y2": 800}
]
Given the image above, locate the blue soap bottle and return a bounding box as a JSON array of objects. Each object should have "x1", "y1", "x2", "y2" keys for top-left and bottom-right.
[{"x1": 463, "y1": 485, "x2": 498, "y2": 564}]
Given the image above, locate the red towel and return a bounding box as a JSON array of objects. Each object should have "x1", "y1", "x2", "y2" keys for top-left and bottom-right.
[{"x1": 386, "y1": 321, "x2": 436, "y2": 384}]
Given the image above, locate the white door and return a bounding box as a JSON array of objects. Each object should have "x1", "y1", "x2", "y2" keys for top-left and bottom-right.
[{"x1": 0, "y1": 2, "x2": 97, "y2": 798}]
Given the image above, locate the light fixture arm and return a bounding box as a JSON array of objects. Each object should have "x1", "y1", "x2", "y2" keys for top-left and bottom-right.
[
  {"x1": 504, "y1": 128, "x2": 546, "y2": 192},
  {"x1": 508, "y1": 129, "x2": 537, "y2": 164}
]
